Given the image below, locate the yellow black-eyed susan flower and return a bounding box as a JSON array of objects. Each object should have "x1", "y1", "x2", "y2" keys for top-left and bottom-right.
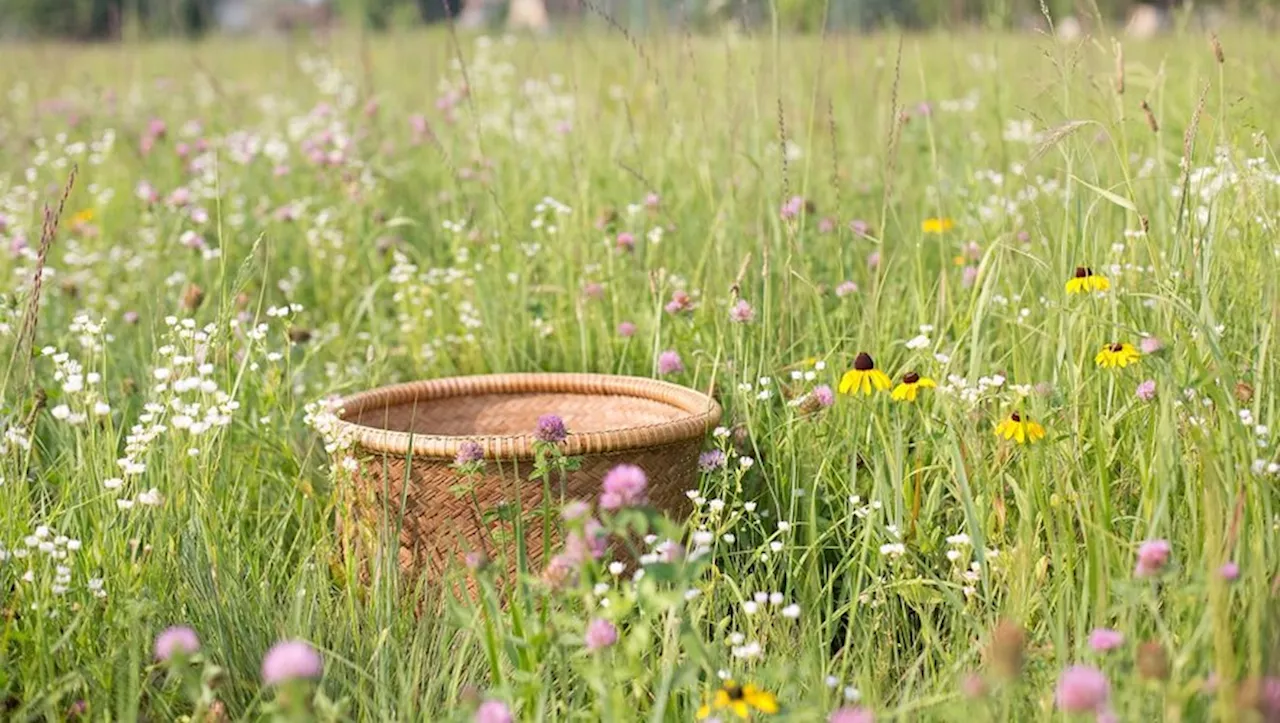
[
  {"x1": 1064, "y1": 266, "x2": 1110, "y2": 295},
  {"x1": 891, "y1": 371, "x2": 936, "y2": 402},
  {"x1": 995, "y1": 412, "x2": 1045, "y2": 445},
  {"x1": 922, "y1": 217, "x2": 955, "y2": 234},
  {"x1": 839, "y1": 353, "x2": 892, "y2": 396},
  {"x1": 696, "y1": 681, "x2": 778, "y2": 720},
  {"x1": 1095, "y1": 342, "x2": 1140, "y2": 369}
]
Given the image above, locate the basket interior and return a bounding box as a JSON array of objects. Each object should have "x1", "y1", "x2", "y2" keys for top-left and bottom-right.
[{"x1": 347, "y1": 391, "x2": 688, "y2": 437}]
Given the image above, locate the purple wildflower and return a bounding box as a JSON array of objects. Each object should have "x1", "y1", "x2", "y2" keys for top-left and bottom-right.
[
  {"x1": 474, "y1": 700, "x2": 513, "y2": 723},
  {"x1": 617, "y1": 321, "x2": 637, "y2": 338},
  {"x1": 564, "y1": 518, "x2": 607, "y2": 563},
  {"x1": 600, "y1": 464, "x2": 648, "y2": 510},
  {"x1": 455, "y1": 441, "x2": 484, "y2": 466},
  {"x1": 962, "y1": 266, "x2": 979, "y2": 288},
  {"x1": 1135, "y1": 379, "x2": 1157, "y2": 401},
  {"x1": 849, "y1": 219, "x2": 871, "y2": 236},
  {"x1": 261, "y1": 640, "x2": 323, "y2": 686},
  {"x1": 584, "y1": 618, "x2": 619, "y2": 651},
  {"x1": 561, "y1": 500, "x2": 591, "y2": 521},
  {"x1": 780, "y1": 196, "x2": 805, "y2": 220},
  {"x1": 154, "y1": 625, "x2": 201, "y2": 662},
  {"x1": 812, "y1": 384, "x2": 836, "y2": 408},
  {"x1": 818, "y1": 216, "x2": 837, "y2": 234},
  {"x1": 1135, "y1": 539, "x2": 1172, "y2": 578},
  {"x1": 583, "y1": 282, "x2": 605, "y2": 300},
  {"x1": 1139, "y1": 336, "x2": 1164, "y2": 354},
  {"x1": 1087, "y1": 628, "x2": 1125, "y2": 653},
  {"x1": 729, "y1": 299, "x2": 755, "y2": 323},
  {"x1": 616, "y1": 232, "x2": 635, "y2": 252},
  {"x1": 644, "y1": 192, "x2": 661, "y2": 209},
  {"x1": 535, "y1": 414, "x2": 568, "y2": 444},
  {"x1": 1219, "y1": 561, "x2": 1239, "y2": 581},
  {"x1": 664, "y1": 290, "x2": 695, "y2": 315},
  {"x1": 828, "y1": 707, "x2": 875, "y2": 723},
  {"x1": 835, "y1": 281, "x2": 859, "y2": 297},
  {"x1": 698, "y1": 449, "x2": 727, "y2": 471},
  {"x1": 1055, "y1": 665, "x2": 1110, "y2": 714},
  {"x1": 657, "y1": 350, "x2": 684, "y2": 375},
  {"x1": 867, "y1": 251, "x2": 881, "y2": 270}
]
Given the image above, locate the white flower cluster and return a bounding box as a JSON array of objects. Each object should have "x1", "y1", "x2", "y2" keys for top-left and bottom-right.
[{"x1": 5, "y1": 524, "x2": 104, "y2": 603}]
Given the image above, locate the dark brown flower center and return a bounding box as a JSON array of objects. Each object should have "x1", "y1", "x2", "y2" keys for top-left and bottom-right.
[
  {"x1": 1111, "y1": 343, "x2": 1124, "y2": 352},
  {"x1": 903, "y1": 372, "x2": 920, "y2": 384},
  {"x1": 853, "y1": 352, "x2": 874, "y2": 371},
  {"x1": 1074, "y1": 266, "x2": 1093, "y2": 278},
  {"x1": 725, "y1": 685, "x2": 744, "y2": 701},
  {"x1": 1010, "y1": 412, "x2": 1022, "y2": 422}
]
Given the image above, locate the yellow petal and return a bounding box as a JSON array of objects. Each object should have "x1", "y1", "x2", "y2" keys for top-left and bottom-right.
[
  {"x1": 744, "y1": 687, "x2": 779, "y2": 714},
  {"x1": 870, "y1": 369, "x2": 892, "y2": 390},
  {"x1": 730, "y1": 700, "x2": 750, "y2": 718},
  {"x1": 839, "y1": 370, "x2": 858, "y2": 395},
  {"x1": 1029, "y1": 422, "x2": 1046, "y2": 441},
  {"x1": 891, "y1": 384, "x2": 909, "y2": 401},
  {"x1": 918, "y1": 377, "x2": 936, "y2": 388},
  {"x1": 1014, "y1": 423, "x2": 1026, "y2": 444},
  {"x1": 859, "y1": 374, "x2": 871, "y2": 395},
  {"x1": 697, "y1": 704, "x2": 712, "y2": 719}
]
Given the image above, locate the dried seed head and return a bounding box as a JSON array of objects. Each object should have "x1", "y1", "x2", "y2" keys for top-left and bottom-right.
[
  {"x1": 988, "y1": 619, "x2": 1027, "y2": 679},
  {"x1": 182, "y1": 284, "x2": 205, "y2": 311},
  {"x1": 1115, "y1": 44, "x2": 1125, "y2": 95},
  {"x1": 1235, "y1": 382, "x2": 1254, "y2": 404},
  {"x1": 1211, "y1": 33, "x2": 1224, "y2": 64},
  {"x1": 1141, "y1": 101, "x2": 1160, "y2": 133},
  {"x1": 288, "y1": 327, "x2": 313, "y2": 344},
  {"x1": 1136, "y1": 641, "x2": 1170, "y2": 681}
]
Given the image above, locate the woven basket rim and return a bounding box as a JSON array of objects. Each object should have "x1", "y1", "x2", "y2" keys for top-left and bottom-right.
[{"x1": 331, "y1": 373, "x2": 722, "y2": 459}]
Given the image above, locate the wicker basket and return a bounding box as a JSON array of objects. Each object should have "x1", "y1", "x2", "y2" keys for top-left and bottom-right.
[{"x1": 329, "y1": 373, "x2": 721, "y2": 579}]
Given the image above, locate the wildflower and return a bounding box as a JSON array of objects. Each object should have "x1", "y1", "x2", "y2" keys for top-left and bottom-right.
[
  {"x1": 665, "y1": 291, "x2": 695, "y2": 315},
  {"x1": 1087, "y1": 628, "x2": 1124, "y2": 653},
  {"x1": 849, "y1": 219, "x2": 871, "y2": 236},
  {"x1": 960, "y1": 674, "x2": 988, "y2": 699},
  {"x1": 866, "y1": 251, "x2": 881, "y2": 271},
  {"x1": 839, "y1": 353, "x2": 892, "y2": 396},
  {"x1": 600, "y1": 464, "x2": 648, "y2": 510},
  {"x1": 564, "y1": 518, "x2": 608, "y2": 562},
  {"x1": 812, "y1": 385, "x2": 835, "y2": 408},
  {"x1": 1136, "y1": 379, "x2": 1157, "y2": 401},
  {"x1": 697, "y1": 681, "x2": 779, "y2": 719},
  {"x1": 584, "y1": 618, "x2": 618, "y2": 651},
  {"x1": 835, "y1": 281, "x2": 859, "y2": 297},
  {"x1": 1095, "y1": 343, "x2": 1140, "y2": 369},
  {"x1": 261, "y1": 640, "x2": 323, "y2": 686},
  {"x1": 1139, "y1": 336, "x2": 1164, "y2": 354},
  {"x1": 828, "y1": 707, "x2": 874, "y2": 723},
  {"x1": 994, "y1": 412, "x2": 1046, "y2": 445},
  {"x1": 474, "y1": 700, "x2": 513, "y2": 723},
  {"x1": 1219, "y1": 561, "x2": 1240, "y2": 581},
  {"x1": 1065, "y1": 266, "x2": 1110, "y2": 294},
  {"x1": 616, "y1": 232, "x2": 635, "y2": 252},
  {"x1": 1134, "y1": 539, "x2": 1171, "y2": 577},
  {"x1": 921, "y1": 217, "x2": 954, "y2": 233},
  {"x1": 154, "y1": 625, "x2": 201, "y2": 662},
  {"x1": 779, "y1": 196, "x2": 806, "y2": 220},
  {"x1": 454, "y1": 441, "x2": 484, "y2": 467},
  {"x1": 962, "y1": 266, "x2": 979, "y2": 288},
  {"x1": 617, "y1": 321, "x2": 637, "y2": 338},
  {"x1": 583, "y1": 282, "x2": 605, "y2": 300},
  {"x1": 729, "y1": 300, "x2": 755, "y2": 324},
  {"x1": 534, "y1": 414, "x2": 568, "y2": 443},
  {"x1": 699, "y1": 450, "x2": 727, "y2": 471},
  {"x1": 71, "y1": 208, "x2": 95, "y2": 225},
  {"x1": 818, "y1": 217, "x2": 837, "y2": 234},
  {"x1": 658, "y1": 350, "x2": 684, "y2": 375},
  {"x1": 891, "y1": 371, "x2": 936, "y2": 402},
  {"x1": 1055, "y1": 665, "x2": 1110, "y2": 713}
]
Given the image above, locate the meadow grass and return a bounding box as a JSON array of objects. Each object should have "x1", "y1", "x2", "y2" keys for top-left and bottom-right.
[{"x1": 0, "y1": 22, "x2": 1277, "y2": 722}]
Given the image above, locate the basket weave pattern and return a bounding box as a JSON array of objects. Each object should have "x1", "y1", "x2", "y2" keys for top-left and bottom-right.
[{"x1": 330, "y1": 374, "x2": 721, "y2": 578}]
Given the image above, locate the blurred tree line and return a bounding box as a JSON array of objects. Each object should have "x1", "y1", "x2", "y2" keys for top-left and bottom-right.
[{"x1": 1, "y1": 0, "x2": 1276, "y2": 38}]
